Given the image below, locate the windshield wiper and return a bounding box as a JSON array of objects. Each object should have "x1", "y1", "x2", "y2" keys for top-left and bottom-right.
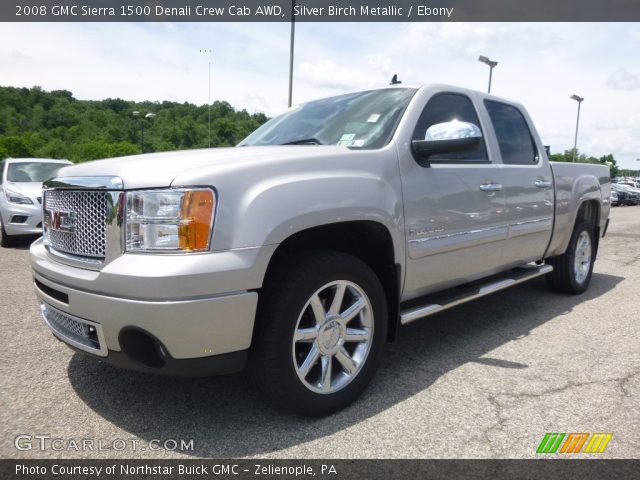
[{"x1": 280, "y1": 138, "x2": 325, "y2": 146}]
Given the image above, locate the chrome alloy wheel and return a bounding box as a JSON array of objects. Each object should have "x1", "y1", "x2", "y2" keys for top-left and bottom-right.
[
  {"x1": 292, "y1": 280, "x2": 374, "y2": 394},
  {"x1": 574, "y1": 231, "x2": 592, "y2": 284}
]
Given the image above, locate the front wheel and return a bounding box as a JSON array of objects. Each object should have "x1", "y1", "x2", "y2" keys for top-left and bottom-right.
[
  {"x1": 250, "y1": 251, "x2": 388, "y2": 416},
  {"x1": 0, "y1": 216, "x2": 14, "y2": 248},
  {"x1": 546, "y1": 219, "x2": 595, "y2": 294}
]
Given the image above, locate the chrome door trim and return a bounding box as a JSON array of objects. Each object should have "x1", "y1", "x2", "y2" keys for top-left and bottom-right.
[
  {"x1": 408, "y1": 224, "x2": 508, "y2": 258},
  {"x1": 508, "y1": 217, "x2": 553, "y2": 238}
]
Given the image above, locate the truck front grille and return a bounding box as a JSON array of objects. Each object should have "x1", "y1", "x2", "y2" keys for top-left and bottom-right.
[{"x1": 43, "y1": 190, "x2": 111, "y2": 259}]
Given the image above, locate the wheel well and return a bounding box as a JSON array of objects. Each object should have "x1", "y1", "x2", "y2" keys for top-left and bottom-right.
[
  {"x1": 576, "y1": 200, "x2": 600, "y2": 259},
  {"x1": 263, "y1": 221, "x2": 400, "y2": 342}
]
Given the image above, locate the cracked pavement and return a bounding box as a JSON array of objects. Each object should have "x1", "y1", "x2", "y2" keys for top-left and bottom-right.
[{"x1": 1, "y1": 207, "x2": 638, "y2": 459}]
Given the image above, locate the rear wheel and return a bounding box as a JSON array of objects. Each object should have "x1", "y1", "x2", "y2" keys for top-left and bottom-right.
[
  {"x1": 546, "y1": 219, "x2": 595, "y2": 294},
  {"x1": 250, "y1": 251, "x2": 387, "y2": 416}
]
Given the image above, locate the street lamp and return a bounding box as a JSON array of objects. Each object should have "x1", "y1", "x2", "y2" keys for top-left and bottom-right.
[
  {"x1": 478, "y1": 55, "x2": 498, "y2": 93},
  {"x1": 132, "y1": 111, "x2": 156, "y2": 153},
  {"x1": 570, "y1": 94, "x2": 584, "y2": 163}
]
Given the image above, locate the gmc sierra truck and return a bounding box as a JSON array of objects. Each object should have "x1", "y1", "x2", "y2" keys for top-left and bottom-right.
[{"x1": 31, "y1": 85, "x2": 611, "y2": 415}]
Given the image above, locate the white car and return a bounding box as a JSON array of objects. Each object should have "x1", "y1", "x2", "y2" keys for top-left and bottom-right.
[{"x1": 0, "y1": 158, "x2": 72, "y2": 246}]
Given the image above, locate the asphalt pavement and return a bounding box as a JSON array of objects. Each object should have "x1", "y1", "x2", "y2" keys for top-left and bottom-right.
[{"x1": 1, "y1": 207, "x2": 638, "y2": 459}]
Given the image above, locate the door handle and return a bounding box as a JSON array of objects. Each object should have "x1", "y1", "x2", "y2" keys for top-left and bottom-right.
[
  {"x1": 479, "y1": 183, "x2": 503, "y2": 192},
  {"x1": 534, "y1": 180, "x2": 552, "y2": 189}
]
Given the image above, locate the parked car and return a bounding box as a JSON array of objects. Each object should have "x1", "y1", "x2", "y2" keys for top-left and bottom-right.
[
  {"x1": 624, "y1": 184, "x2": 640, "y2": 198},
  {"x1": 31, "y1": 85, "x2": 610, "y2": 415},
  {"x1": 612, "y1": 183, "x2": 640, "y2": 205},
  {"x1": 0, "y1": 158, "x2": 72, "y2": 247},
  {"x1": 609, "y1": 190, "x2": 619, "y2": 206}
]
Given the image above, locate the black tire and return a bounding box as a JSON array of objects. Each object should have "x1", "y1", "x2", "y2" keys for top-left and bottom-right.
[
  {"x1": 546, "y1": 219, "x2": 595, "y2": 294},
  {"x1": 250, "y1": 250, "x2": 388, "y2": 416},
  {"x1": 0, "y1": 216, "x2": 14, "y2": 248}
]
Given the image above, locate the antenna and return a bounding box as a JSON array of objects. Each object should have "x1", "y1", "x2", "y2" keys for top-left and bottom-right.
[{"x1": 390, "y1": 74, "x2": 401, "y2": 85}]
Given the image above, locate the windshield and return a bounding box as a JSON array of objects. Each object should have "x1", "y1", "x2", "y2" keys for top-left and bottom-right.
[
  {"x1": 239, "y1": 88, "x2": 417, "y2": 149},
  {"x1": 7, "y1": 162, "x2": 67, "y2": 183}
]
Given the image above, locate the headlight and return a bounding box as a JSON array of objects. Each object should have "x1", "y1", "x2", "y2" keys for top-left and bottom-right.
[
  {"x1": 4, "y1": 189, "x2": 34, "y2": 205},
  {"x1": 125, "y1": 188, "x2": 215, "y2": 252}
]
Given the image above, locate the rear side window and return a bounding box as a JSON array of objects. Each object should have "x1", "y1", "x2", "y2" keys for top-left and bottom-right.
[
  {"x1": 413, "y1": 93, "x2": 488, "y2": 162},
  {"x1": 485, "y1": 101, "x2": 538, "y2": 165}
]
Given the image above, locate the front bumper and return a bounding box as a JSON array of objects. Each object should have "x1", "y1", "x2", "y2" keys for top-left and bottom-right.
[
  {"x1": 62, "y1": 337, "x2": 249, "y2": 377},
  {"x1": 31, "y1": 238, "x2": 276, "y2": 376},
  {"x1": 1, "y1": 202, "x2": 42, "y2": 236}
]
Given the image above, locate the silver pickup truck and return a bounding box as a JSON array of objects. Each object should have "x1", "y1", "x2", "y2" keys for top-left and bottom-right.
[{"x1": 31, "y1": 84, "x2": 610, "y2": 415}]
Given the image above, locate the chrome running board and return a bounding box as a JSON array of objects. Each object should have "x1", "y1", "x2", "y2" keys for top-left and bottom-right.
[{"x1": 400, "y1": 264, "x2": 553, "y2": 325}]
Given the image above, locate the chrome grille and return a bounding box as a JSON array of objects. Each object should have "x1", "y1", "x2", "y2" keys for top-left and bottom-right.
[
  {"x1": 48, "y1": 307, "x2": 90, "y2": 338},
  {"x1": 44, "y1": 190, "x2": 110, "y2": 259},
  {"x1": 40, "y1": 302, "x2": 107, "y2": 356}
]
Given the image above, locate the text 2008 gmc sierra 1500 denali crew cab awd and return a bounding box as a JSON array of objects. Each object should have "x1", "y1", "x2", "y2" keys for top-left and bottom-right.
[{"x1": 31, "y1": 85, "x2": 611, "y2": 415}]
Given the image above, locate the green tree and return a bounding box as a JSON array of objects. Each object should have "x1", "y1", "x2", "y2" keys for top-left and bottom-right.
[{"x1": 0, "y1": 136, "x2": 32, "y2": 157}]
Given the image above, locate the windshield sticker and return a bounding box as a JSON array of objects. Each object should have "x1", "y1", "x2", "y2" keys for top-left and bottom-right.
[
  {"x1": 338, "y1": 133, "x2": 356, "y2": 146},
  {"x1": 353, "y1": 139, "x2": 366, "y2": 147},
  {"x1": 367, "y1": 113, "x2": 381, "y2": 123}
]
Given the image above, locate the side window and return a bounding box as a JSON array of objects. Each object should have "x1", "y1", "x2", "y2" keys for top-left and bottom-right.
[
  {"x1": 412, "y1": 93, "x2": 488, "y2": 162},
  {"x1": 0, "y1": 162, "x2": 4, "y2": 183},
  {"x1": 485, "y1": 101, "x2": 538, "y2": 165}
]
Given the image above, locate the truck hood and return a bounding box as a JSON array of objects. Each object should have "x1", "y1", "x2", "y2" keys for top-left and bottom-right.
[{"x1": 54, "y1": 146, "x2": 353, "y2": 189}]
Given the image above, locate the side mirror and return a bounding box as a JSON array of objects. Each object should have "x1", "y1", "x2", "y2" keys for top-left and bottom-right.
[{"x1": 412, "y1": 120, "x2": 482, "y2": 164}]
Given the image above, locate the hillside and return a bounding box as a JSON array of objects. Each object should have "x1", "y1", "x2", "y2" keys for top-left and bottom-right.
[{"x1": 0, "y1": 86, "x2": 268, "y2": 162}]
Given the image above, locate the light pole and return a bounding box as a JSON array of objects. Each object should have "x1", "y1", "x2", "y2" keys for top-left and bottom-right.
[
  {"x1": 200, "y1": 48, "x2": 213, "y2": 147},
  {"x1": 288, "y1": 0, "x2": 296, "y2": 108},
  {"x1": 570, "y1": 94, "x2": 584, "y2": 163},
  {"x1": 478, "y1": 55, "x2": 498, "y2": 93},
  {"x1": 132, "y1": 111, "x2": 155, "y2": 153}
]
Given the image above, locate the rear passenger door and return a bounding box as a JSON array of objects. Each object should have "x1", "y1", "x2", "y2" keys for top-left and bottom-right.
[{"x1": 484, "y1": 100, "x2": 554, "y2": 265}]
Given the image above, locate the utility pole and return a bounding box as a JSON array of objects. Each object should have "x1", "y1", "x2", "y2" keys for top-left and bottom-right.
[
  {"x1": 200, "y1": 48, "x2": 213, "y2": 147},
  {"x1": 288, "y1": 0, "x2": 296, "y2": 108}
]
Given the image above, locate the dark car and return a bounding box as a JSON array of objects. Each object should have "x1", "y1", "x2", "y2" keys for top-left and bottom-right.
[{"x1": 611, "y1": 183, "x2": 639, "y2": 205}]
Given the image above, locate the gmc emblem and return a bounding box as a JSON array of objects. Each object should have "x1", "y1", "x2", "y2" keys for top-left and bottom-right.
[{"x1": 45, "y1": 210, "x2": 77, "y2": 233}]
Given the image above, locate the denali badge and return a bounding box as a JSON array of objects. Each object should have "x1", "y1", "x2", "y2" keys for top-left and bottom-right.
[{"x1": 45, "y1": 210, "x2": 77, "y2": 233}]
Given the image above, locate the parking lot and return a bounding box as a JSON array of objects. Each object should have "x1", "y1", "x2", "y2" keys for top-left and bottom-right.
[{"x1": 1, "y1": 207, "x2": 638, "y2": 459}]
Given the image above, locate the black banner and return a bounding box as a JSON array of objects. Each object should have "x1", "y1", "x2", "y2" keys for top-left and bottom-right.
[
  {"x1": 2, "y1": 0, "x2": 640, "y2": 22},
  {"x1": 2, "y1": 459, "x2": 639, "y2": 480}
]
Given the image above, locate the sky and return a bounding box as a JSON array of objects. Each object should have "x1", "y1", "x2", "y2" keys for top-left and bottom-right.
[{"x1": 1, "y1": 22, "x2": 639, "y2": 169}]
